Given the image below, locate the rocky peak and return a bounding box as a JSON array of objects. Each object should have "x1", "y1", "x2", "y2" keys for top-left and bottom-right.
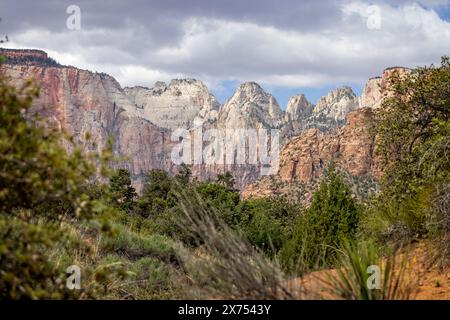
[
  {"x1": 151, "y1": 81, "x2": 167, "y2": 95},
  {"x1": 312, "y1": 86, "x2": 358, "y2": 122},
  {"x1": 360, "y1": 67, "x2": 410, "y2": 109},
  {"x1": 124, "y1": 78, "x2": 220, "y2": 130},
  {"x1": 285, "y1": 94, "x2": 313, "y2": 121},
  {"x1": 219, "y1": 81, "x2": 283, "y2": 129},
  {"x1": 233, "y1": 82, "x2": 267, "y2": 101}
]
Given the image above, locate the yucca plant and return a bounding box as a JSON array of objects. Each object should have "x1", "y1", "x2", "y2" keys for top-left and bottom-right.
[{"x1": 325, "y1": 240, "x2": 417, "y2": 300}]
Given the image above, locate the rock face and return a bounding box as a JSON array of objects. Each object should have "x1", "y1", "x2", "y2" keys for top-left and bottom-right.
[
  {"x1": 189, "y1": 82, "x2": 285, "y2": 188},
  {"x1": 0, "y1": 48, "x2": 405, "y2": 193},
  {"x1": 285, "y1": 94, "x2": 313, "y2": 122},
  {"x1": 124, "y1": 79, "x2": 220, "y2": 130},
  {"x1": 312, "y1": 86, "x2": 359, "y2": 122},
  {"x1": 278, "y1": 108, "x2": 379, "y2": 183},
  {"x1": 0, "y1": 49, "x2": 175, "y2": 187},
  {"x1": 359, "y1": 67, "x2": 410, "y2": 109},
  {"x1": 243, "y1": 108, "x2": 381, "y2": 201},
  {"x1": 217, "y1": 82, "x2": 284, "y2": 130}
]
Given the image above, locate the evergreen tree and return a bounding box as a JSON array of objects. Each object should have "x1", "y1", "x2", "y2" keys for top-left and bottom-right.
[
  {"x1": 281, "y1": 164, "x2": 361, "y2": 272},
  {"x1": 217, "y1": 171, "x2": 235, "y2": 190},
  {"x1": 137, "y1": 169, "x2": 173, "y2": 217},
  {"x1": 108, "y1": 168, "x2": 137, "y2": 213},
  {"x1": 174, "y1": 163, "x2": 192, "y2": 185}
]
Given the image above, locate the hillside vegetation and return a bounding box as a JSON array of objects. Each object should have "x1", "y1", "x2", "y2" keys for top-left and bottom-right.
[{"x1": 0, "y1": 57, "x2": 448, "y2": 299}]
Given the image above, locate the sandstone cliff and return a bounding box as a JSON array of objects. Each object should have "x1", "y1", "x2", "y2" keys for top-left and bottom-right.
[
  {"x1": 0, "y1": 49, "x2": 175, "y2": 187},
  {"x1": 0, "y1": 48, "x2": 408, "y2": 193},
  {"x1": 242, "y1": 108, "x2": 381, "y2": 201}
]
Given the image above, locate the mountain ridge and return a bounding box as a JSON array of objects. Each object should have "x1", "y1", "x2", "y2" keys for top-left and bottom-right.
[{"x1": 0, "y1": 47, "x2": 408, "y2": 191}]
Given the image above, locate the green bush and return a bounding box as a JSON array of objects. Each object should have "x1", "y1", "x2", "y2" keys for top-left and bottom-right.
[
  {"x1": 236, "y1": 197, "x2": 299, "y2": 254},
  {"x1": 280, "y1": 164, "x2": 361, "y2": 273},
  {"x1": 367, "y1": 57, "x2": 449, "y2": 262},
  {"x1": 0, "y1": 76, "x2": 113, "y2": 299}
]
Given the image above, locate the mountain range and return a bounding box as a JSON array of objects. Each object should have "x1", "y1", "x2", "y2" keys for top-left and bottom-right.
[{"x1": 0, "y1": 48, "x2": 408, "y2": 194}]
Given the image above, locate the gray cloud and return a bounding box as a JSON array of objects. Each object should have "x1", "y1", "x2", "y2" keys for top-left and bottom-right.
[{"x1": 1, "y1": 0, "x2": 450, "y2": 94}]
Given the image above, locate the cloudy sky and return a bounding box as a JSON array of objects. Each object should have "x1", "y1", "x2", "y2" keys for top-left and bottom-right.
[{"x1": 1, "y1": 0, "x2": 450, "y2": 107}]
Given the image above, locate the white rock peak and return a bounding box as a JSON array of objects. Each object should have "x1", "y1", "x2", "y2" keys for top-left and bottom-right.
[
  {"x1": 312, "y1": 86, "x2": 358, "y2": 122},
  {"x1": 124, "y1": 79, "x2": 220, "y2": 130},
  {"x1": 285, "y1": 94, "x2": 313, "y2": 121}
]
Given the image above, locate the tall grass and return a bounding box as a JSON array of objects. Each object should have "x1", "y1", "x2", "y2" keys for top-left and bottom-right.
[{"x1": 173, "y1": 187, "x2": 303, "y2": 299}]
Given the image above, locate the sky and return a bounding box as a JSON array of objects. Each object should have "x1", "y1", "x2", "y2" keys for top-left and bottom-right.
[{"x1": 1, "y1": 0, "x2": 450, "y2": 108}]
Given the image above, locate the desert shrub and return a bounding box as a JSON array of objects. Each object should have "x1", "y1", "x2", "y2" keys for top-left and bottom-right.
[{"x1": 280, "y1": 164, "x2": 361, "y2": 273}]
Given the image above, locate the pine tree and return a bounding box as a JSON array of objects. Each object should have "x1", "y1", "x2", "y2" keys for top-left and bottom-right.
[
  {"x1": 108, "y1": 168, "x2": 137, "y2": 212},
  {"x1": 281, "y1": 163, "x2": 360, "y2": 272}
]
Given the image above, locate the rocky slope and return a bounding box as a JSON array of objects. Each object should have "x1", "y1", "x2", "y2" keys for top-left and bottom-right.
[
  {"x1": 242, "y1": 108, "x2": 381, "y2": 200},
  {"x1": 0, "y1": 48, "x2": 409, "y2": 192},
  {"x1": 242, "y1": 67, "x2": 409, "y2": 200}
]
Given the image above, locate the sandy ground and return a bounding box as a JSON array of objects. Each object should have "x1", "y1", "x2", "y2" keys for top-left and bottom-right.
[{"x1": 285, "y1": 242, "x2": 449, "y2": 300}]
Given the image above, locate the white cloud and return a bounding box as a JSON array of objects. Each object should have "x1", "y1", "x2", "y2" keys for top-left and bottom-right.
[{"x1": 4, "y1": 1, "x2": 450, "y2": 91}]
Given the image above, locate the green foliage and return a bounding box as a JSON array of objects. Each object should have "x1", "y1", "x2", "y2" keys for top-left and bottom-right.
[
  {"x1": 236, "y1": 197, "x2": 299, "y2": 253},
  {"x1": 216, "y1": 171, "x2": 236, "y2": 189},
  {"x1": 370, "y1": 57, "x2": 450, "y2": 253},
  {"x1": 136, "y1": 169, "x2": 173, "y2": 217},
  {"x1": 195, "y1": 181, "x2": 241, "y2": 226},
  {"x1": 280, "y1": 164, "x2": 361, "y2": 273},
  {"x1": 108, "y1": 168, "x2": 137, "y2": 213},
  {"x1": 0, "y1": 217, "x2": 67, "y2": 299},
  {"x1": 0, "y1": 76, "x2": 116, "y2": 298},
  {"x1": 174, "y1": 163, "x2": 192, "y2": 185}
]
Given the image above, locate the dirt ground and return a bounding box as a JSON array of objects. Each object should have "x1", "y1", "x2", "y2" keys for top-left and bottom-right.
[{"x1": 285, "y1": 242, "x2": 449, "y2": 300}]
